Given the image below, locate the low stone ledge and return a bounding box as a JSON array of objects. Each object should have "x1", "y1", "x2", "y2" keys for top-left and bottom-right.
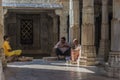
[{"x1": 43, "y1": 57, "x2": 58, "y2": 61}]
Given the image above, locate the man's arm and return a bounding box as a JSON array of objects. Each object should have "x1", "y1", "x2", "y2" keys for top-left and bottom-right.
[{"x1": 54, "y1": 42, "x2": 61, "y2": 48}]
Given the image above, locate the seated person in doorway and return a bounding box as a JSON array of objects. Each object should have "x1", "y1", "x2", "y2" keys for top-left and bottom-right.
[
  {"x1": 71, "y1": 39, "x2": 81, "y2": 63},
  {"x1": 2, "y1": 35, "x2": 22, "y2": 62},
  {"x1": 54, "y1": 37, "x2": 71, "y2": 60}
]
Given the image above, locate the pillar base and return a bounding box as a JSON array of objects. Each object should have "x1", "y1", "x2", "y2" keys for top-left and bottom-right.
[
  {"x1": 98, "y1": 40, "x2": 110, "y2": 62},
  {"x1": 81, "y1": 45, "x2": 96, "y2": 66},
  {"x1": 107, "y1": 52, "x2": 120, "y2": 78}
]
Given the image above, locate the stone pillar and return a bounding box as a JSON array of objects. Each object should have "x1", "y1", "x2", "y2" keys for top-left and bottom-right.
[
  {"x1": 0, "y1": 0, "x2": 3, "y2": 47},
  {"x1": 81, "y1": 0, "x2": 96, "y2": 66},
  {"x1": 0, "y1": 8, "x2": 7, "y2": 67},
  {"x1": 56, "y1": 0, "x2": 69, "y2": 41},
  {"x1": 98, "y1": 0, "x2": 109, "y2": 62},
  {"x1": 69, "y1": 0, "x2": 80, "y2": 42},
  {"x1": 49, "y1": 13, "x2": 58, "y2": 56},
  {"x1": 107, "y1": 0, "x2": 120, "y2": 78},
  {"x1": 55, "y1": 11, "x2": 68, "y2": 39},
  {"x1": 59, "y1": 13, "x2": 68, "y2": 40}
]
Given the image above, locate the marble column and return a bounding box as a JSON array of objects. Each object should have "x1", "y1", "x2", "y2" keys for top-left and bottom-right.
[
  {"x1": 107, "y1": 0, "x2": 120, "y2": 78},
  {"x1": 81, "y1": 0, "x2": 96, "y2": 66},
  {"x1": 69, "y1": 0, "x2": 80, "y2": 42},
  {"x1": 98, "y1": 0, "x2": 109, "y2": 62}
]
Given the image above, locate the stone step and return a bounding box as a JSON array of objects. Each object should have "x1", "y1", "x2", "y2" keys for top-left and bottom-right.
[{"x1": 43, "y1": 57, "x2": 58, "y2": 61}]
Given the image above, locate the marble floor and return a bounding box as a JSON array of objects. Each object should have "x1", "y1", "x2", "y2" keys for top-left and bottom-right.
[{"x1": 4, "y1": 59, "x2": 119, "y2": 80}]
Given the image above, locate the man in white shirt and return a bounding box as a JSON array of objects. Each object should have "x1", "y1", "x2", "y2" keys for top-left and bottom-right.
[{"x1": 54, "y1": 37, "x2": 71, "y2": 60}]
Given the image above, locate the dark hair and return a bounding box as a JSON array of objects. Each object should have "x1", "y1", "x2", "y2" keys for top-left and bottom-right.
[
  {"x1": 3, "y1": 35, "x2": 9, "y2": 40},
  {"x1": 61, "y1": 37, "x2": 66, "y2": 41}
]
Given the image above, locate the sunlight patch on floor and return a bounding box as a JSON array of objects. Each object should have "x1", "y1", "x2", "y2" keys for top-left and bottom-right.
[{"x1": 7, "y1": 63, "x2": 95, "y2": 73}]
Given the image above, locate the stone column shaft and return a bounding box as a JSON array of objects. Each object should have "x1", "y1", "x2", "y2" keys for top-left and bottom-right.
[
  {"x1": 0, "y1": 0, "x2": 6, "y2": 79},
  {"x1": 55, "y1": 8, "x2": 68, "y2": 40},
  {"x1": 51, "y1": 14, "x2": 58, "y2": 56},
  {"x1": 58, "y1": 0, "x2": 69, "y2": 40},
  {"x1": 107, "y1": 0, "x2": 120, "y2": 78},
  {"x1": 0, "y1": 1, "x2": 3, "y2": 47},
  {"x1": 81, "y1": 0, "x2": 96, "y2": 66},
  {"x1": 98, "y1": 0, "x2": 109, "y2": 61},
  {"x1": 69, "y1": 0, "x2": 80, "y2": 42},
  {"x1": 59, "y1": 14, "x2": 68, "y2": 39},
  {"x1": 101, "y1": 0, "x2": 109, "y2": 39}
]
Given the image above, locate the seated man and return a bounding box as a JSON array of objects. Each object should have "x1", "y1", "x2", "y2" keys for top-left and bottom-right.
[
  {"x1": 71, "y1": 39, "x2": 81, "y2": 63},
  {"x1": 54, "y1": 37, "x2": 71, "y2": 60},
  {"x1": 2, "y1": 35, "x2": 22, "y2": 61}
]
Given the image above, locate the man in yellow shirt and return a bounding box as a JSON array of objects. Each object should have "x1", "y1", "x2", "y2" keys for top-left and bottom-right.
[{"x1": 2, "y1": 35, "x2": 22, "y2": 57}]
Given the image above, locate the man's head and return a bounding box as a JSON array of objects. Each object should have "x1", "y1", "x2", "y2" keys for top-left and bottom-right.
[
  {"x1": 60, "y1": 37, "x2": 66, "y2": 43},
  {"x1": 3, "y1": 35, "x2": 10, "y2": 41}
]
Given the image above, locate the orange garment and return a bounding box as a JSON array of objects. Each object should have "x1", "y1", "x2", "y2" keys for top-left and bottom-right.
[
  {"x1": 71, "y1": 44, "x2": 81, "y2": 62},
  {"x1": 2, "y1": 41, "x2": 22, "y2": 57},
  {"x1": 71, "y1": 50, "x2": 79, "y2": 61}
]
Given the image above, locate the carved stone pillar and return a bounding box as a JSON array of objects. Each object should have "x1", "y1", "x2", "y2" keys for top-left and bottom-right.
[
  {"x1": 49, "y1": 13, "x2": 58, "y2": 56},
  {"x1": 81, "y1": 0, "x2": 96, "y2": 66},
  {"x1": 56, "y1": 0, "x2": 69, "y2": 41},
  {"x1": 0, "y1": 0, "x2": 7, "y2": 67},
  {"x1": 69, "y1": 0, "x2": 80, "y2": 42},
  {"x1": 59, "y1": 13, "x2": 68, "y2": 40},
  {"x1": 98, "y1": 0, "x2": 109, "y2": 62},
  {"x1": 0, "y1": 1, "x2": 4, "y2": 47},
  {"x1": 107, "y1": 0, "x2": 120, "y2": 78}
]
